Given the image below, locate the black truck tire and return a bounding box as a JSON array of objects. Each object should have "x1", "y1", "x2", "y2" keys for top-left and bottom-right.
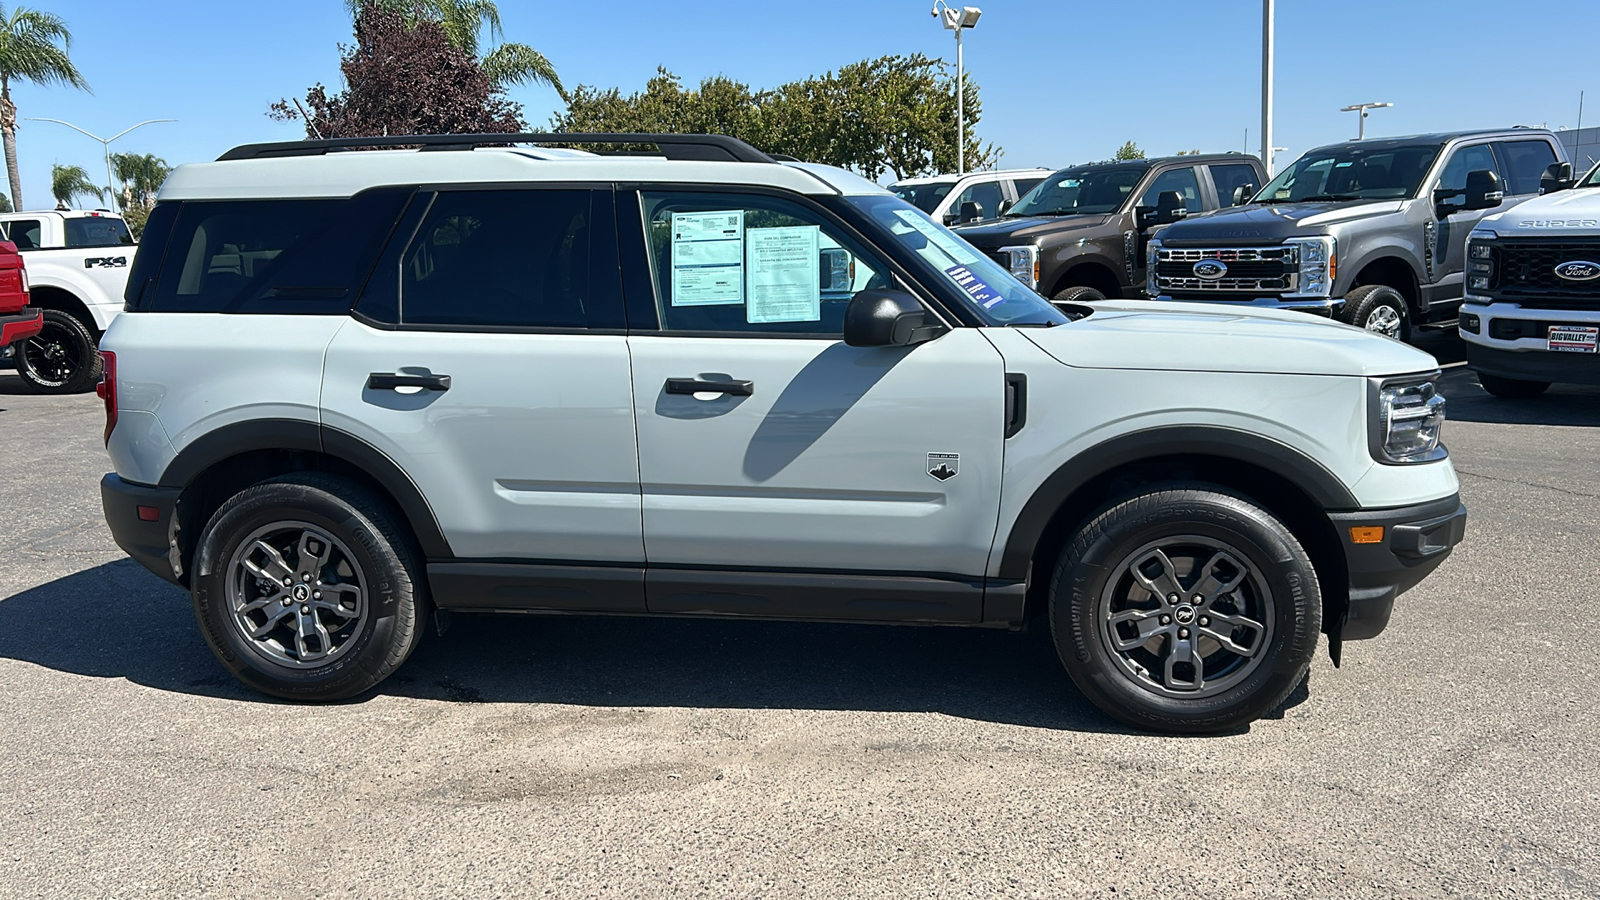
[
  {"x1": 14, "y1": 308, "x2": 103, "y2": 394},
  {"x1": 1340, "y1": 285, "x2": 1411, "y2": 342}
]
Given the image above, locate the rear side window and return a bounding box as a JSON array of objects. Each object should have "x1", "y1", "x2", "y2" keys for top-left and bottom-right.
[
  {"x1": 4, "y1": 219, "x2": 41, "y2": 250},
  {"x1": 64, "y1": 216, "x2": 134, "y2": 248},
  {"x1": 145, "y1": 190, "x2": 410, "y2": 314},
  {"x1": 1209, "y1": 163, "x2": 1260, "y2": 206},
  {"x1": 1011, "y1": 176, "x2": 1045, "y2": 197},
  {"x1": 1496, "y1": 140, "x2": 1559, "y2": 195}
]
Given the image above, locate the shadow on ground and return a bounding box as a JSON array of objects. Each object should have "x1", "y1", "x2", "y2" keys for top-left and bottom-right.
[
  {"x1": 3, "y1": 559, "x2": 1193, "y2": 733},
  {"x1": 1439, "y1": 366, "x2": 1600, "y2": 426}
]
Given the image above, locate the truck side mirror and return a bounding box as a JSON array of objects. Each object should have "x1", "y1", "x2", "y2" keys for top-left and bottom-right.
[
  {"x1": 1154, "y1": 191, "x2": 1189, "y2": 225},
  {"x1": 1540, "y1": 161, "x2": 1573, "y2": 195},
  {"x1": 1231, "y1": 183, "x2": 1257, "y2": 206},
  {"x1": 1461, "y1": 169, "x2": 1504, "y2": 211},
  {"x1": 957, "y1": 200, "x2": 983, "y2": 224},
  {"x1": 998, "y1": 198, "x2": 1014, "y2": 214},
  {"x1": 843, "y1": 290, "x2": 942, "y2": 347}
]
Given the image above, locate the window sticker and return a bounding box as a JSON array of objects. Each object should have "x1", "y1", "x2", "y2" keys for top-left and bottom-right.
[
  {"x1": 945, "y1": 264, "x2": 1004, "y2": 310},
  {"x1": 890, "y1": 208, "x2": 982, "y2": 265},
  {"x1": 746, "y1": 225, "x2": 821, "y2": 323},
  {"x1": 671, "y1": 210, "x2": 744, "y2": 306}
]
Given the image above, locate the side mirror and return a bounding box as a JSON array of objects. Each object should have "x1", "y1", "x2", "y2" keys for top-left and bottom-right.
[
  {"x1": 998, "y1": 198, "x2": 1014, "y2": 214},
  {"x1": 942, "y1": 213, "x2": 958, "y2": 226},
  {"x1": 958, "y1": 200, "x2": 982, "y2": 224},
  {"x1": 1154, "y1": 190, "x2": 1188, "y2": 225},
  {"x1": 1231, "y1": 183, "x2": 1257, "y2": 206},
  {"x1": 843, "y1": 289, "x2": 941, "y2": 347},
  {"x1": 1540, "y1": 161, "x2": 1573, "y2": 195},
  {"x1": 1462, "y1": 169, "x2": 1504, "y2": 211}
]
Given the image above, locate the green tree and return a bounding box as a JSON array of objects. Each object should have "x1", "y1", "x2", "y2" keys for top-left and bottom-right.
[
  {"x1": 0, "y1": 5, "x2": 89, "y2": 211},
  {"x1": 49, "y1": 162, "x2": 100, "y2": 209},
  {"x1": 342, "y1": 0, "x2": 561, "y2": 97},
  {"x1": 1113, "y1": 140, "x2": 1145, "y2": 160},
  {"x1": 110, "y1": 151, "x2": 171, "y2": 211},
  {"x1": 0, "y1": 190, "x2": 10, "y2": 213}
]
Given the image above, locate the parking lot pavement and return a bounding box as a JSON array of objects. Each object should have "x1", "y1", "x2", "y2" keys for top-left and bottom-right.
[{"x1": 2, "y1": 352, "x2": 1598, "y2": 900}]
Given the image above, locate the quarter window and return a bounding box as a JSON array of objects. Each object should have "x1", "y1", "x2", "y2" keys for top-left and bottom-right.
[
  {"x1": 401, "y1": 190, "x2": 591, "y2": 329},
  {"x1": 4, "y1": 219, "x2": 41, "y2": 250},
  {"x1": 640, "y1": 191, "x2": 891, "y2": 335},
  {"x1": 1496, "y1": 140, "x2": 1558, "y2": 195}
]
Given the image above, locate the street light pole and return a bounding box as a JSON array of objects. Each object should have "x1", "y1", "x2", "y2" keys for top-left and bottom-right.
[
  {"x1": 1261, "y1": 0, "x2": 1274, "y2": 177},
  {"x1": 932, "y1": 3, "x2": 982, "y2": 175},
  {"x1": 1339, "y1": 102, "x2": 1392, "y2": 140},
  {"x1": 25, "y1": 117, "x2": 175, "y2": 210}
]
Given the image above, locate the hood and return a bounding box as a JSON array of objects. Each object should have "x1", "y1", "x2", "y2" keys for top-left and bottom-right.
[
  {"x1": 953, "y1": 214, "x2": 1111, "y2": 248},
  {"x1": 1159, "y1": 200, "x2": 1405, "y2": 245},
  {"x1": 1021, "y1": 300, "x2": 1438, "y2": 378},
  {"x1": 1479, "y1": 187, "x2": 1600, "y2": 236}
]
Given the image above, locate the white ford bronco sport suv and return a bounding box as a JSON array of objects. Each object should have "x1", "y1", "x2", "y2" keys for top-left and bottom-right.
[{"x1": 98, "y1": 133, "x2": 1466, "y2": 733}]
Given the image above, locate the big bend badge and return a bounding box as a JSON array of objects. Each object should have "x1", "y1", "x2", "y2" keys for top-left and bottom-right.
[{"x1": 927, "y1": 452, "x2": 960, "y2": 482}]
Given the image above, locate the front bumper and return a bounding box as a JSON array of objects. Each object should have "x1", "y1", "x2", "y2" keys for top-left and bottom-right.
[
  {"x1": 101, "y1": 473, "x2": 183, "y2": 587},
  {"x1": 1460, "y1": 301, "x2": 1600, "y2": 384},
  {"x1": 1328, "y1": 493, "x2": 1466, "y2": 643},
  {"x1": 0, "y1": 308, "x2": 42, "y2": 346}
]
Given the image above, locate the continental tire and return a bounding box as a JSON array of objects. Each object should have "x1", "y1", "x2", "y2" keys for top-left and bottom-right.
[
  {"x1": 14, "y1": 309, "x2": 102, "y2": 394},
  {"x1": 191, "y1": 473, "x2": 426, "y2": 701},
  {"x1": 1049, "y1": 486, "x2": 1320, "y2": 734},
  {"x1": 1340, "y1": 284, "x2": 1410, "y2": 342}
]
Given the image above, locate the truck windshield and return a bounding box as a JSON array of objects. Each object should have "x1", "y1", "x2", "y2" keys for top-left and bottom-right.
[
  {"x1": 1580, "y1": 162, "x2": 1600, "y2": 187},
  {"x1": 890, "y1": 181, "x2": 955, "y2": 214},
  {"x1": 1256, "y1": 144, "x2": 1441, "y2": 203},
  {"x1": 65, "y1": 216, "x2": 135, "y2": 248},
  {"x1": 1007, "y1": 164, "x2": 1148, "y2": 217},
  {"x1": 846, "y1": 195, "x2": 1068, "y2": 327}
]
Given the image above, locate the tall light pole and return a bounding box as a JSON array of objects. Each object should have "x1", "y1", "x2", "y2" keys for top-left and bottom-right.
[
  {"x1": 25, "y1": 117, "x2": 175, "y2": 210},
  {"x1": 1261, "y1": 0, "x2": 1274, "y2": 177},
  {"x1": 1339, "y1": 102, "x2": 1392, "y2": 140},
  {"x1": 931, "y1": 2, "x2": 982, "y2": 174}
]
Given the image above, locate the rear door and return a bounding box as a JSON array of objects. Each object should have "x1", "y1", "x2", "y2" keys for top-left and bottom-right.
[
  {"x1": 321, "y1": 186, "x2": 645, "y2": 610},
  {"x1": 1205, "y1": 162, "x2": 1262, "y2": 208},
  {"x1": 1431, "y1": 142, "x2": 1502, "y2": 293}
]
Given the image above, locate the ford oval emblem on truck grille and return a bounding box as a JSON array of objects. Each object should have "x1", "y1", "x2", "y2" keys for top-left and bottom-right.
[
  {"x1": 1193, "y1": 260, "x2": 1228, "y2": 280},
  {"x1": 1554, "y1": 260, "x2": 1600, "y2": 282}
]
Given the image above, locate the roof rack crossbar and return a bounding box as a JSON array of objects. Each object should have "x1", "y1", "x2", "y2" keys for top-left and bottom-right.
[{"x1": 217, "y1": 133, "x2": 774, "y2": 163}]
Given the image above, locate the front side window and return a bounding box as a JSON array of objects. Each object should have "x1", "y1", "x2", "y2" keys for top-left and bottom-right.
[
  {"x1": 1139, "y1": 167, "x2": 1202, "y2": 212},
  {"x1": 4, "y1": 219, "x2": 41, "y2": 250},
  {"x1": 401, "y1": 190, "x2": 590, "y2": 329},
  {"x1": 1259, "y1": 144, "x2": 1441, "y2": 202},
  {"x1": 641, "y1": 191, "x2": 891, "y2": 335},
  {"x1": 1496, "y1": 140, "x2": 1558, "y2": 195},
  {"x1": 64, "y1": 216, "x2": 134, "y2": 248},
  {"x1": 1007, "y1": 164, "x2": 1149, "y2": 218}
]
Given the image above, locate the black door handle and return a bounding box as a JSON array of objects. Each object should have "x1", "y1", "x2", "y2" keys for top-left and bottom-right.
[
  {"x1": 368, "y1": 372, "x2": 452, "y2": 392},
  {"x1": 664, "y1": 377, "x2": 754, "y2": 396}
]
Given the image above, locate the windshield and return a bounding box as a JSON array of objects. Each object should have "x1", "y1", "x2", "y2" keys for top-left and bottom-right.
[
  {"x1": 890, "y1": 181, "x2": 955, "y2": 214},
  {"x1": 1256, "y1": 144, "x2": 1442, "y2": 203},
  {"x1": 847, "y1": 195, "x2": 1068, "y2": 327},
  {"x1": 1007, "y1": 164, "x2": 1148, "y2": 217},
  {"x1": 1580, "y1": 161, "x2": 1600, "y2": 187},
  {"x1": 64, "y1": 216, "x2": 134, "y2": 248}
]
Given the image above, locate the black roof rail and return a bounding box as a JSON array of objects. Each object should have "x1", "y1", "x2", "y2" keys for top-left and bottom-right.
[{"x1": 217, "y1": 133, "x2": 775, "y2": 163}]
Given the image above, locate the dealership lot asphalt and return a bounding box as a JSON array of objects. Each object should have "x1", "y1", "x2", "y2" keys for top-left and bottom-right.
[{"x1": 1, "y1": 334, "x2": 1597, "y2": 899}]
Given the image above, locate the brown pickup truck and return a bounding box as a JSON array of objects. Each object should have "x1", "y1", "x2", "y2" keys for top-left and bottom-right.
[{"x1": 953, "y1": 153, "x2": 1266, "y2": 303}]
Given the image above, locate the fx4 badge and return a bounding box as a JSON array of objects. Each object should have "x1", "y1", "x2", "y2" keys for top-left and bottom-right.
[
  {"x1": 85, "y1": 257, "x2": 128, "y2": 269},
  {"x1": 927, "y1": 452, "x2": 960, "y2": 481}
]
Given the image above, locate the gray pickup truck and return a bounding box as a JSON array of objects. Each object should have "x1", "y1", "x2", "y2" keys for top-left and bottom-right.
[
  {"x1": 1148, "y1": 129, "x2": 1569, "y2": 342},
  {"x1": 953, "y1": 154, "x2": 1266, "y2": 304}
]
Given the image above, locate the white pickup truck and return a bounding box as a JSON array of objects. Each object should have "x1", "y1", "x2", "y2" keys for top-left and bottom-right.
[{"x1": 0, "y1": 209, "x2": 135, "y2": 393}]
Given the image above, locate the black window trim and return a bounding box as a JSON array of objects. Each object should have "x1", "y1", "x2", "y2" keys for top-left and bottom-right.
[{"x1": 616, "y1": 182, "x2": 970, "y2": 337}]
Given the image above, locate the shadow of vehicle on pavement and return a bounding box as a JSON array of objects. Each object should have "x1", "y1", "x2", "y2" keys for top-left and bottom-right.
[
  {"x1": 4, "y1": 559, "x2": 1195, "y2": 734},
  {"x1": 1439, "y1": 365, "x2": 1600, "y2": 427}
]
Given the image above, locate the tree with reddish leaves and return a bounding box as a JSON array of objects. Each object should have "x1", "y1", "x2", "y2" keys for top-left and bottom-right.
[{"x1": 271, "y1": 2, "x2": 525, "y2": 139}]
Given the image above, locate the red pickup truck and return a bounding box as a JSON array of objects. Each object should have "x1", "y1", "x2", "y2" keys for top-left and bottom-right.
[{"x1": 0, "y1": 240, "x2": 40, "y2": 351}]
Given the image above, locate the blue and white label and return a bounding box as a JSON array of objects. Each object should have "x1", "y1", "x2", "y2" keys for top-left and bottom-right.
[{"x1": 945, "y1": 264, "x2": 1004, "y2": 310}]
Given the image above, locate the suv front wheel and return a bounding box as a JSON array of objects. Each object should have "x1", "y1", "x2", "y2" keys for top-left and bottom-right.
[
  {"x1": 192, "y1": 473, "x2": 427, "y2": 701},
  {"x1": 1049, "y1": 486, "x2": 1320, "y2": 733}
]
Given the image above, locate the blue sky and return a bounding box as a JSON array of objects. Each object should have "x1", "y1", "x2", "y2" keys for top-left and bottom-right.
[{"x1": 7, "y1": 0, "x2": 1595, "y2": 208}]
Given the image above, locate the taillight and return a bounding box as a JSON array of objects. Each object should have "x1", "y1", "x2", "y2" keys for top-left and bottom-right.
[{"x1": 97, "y1": 351, "x2": 117, "y2": 445}]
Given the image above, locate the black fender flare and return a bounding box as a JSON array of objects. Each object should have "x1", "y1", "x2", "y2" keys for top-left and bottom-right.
[
  {"x1": 995, "y1": 425, "x2": 1358, "y2": 581},
  {"x1": 157, "y1": 418, "x2": 453, "y2": 559}
]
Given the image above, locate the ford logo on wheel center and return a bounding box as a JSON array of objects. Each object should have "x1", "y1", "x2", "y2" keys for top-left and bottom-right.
[
  {"x1": 1192, "y1": 260, "x2": 1228, "y2": 280},
  {"x1": 1553, "y1": 260, "x2": 1600, "y2": 282}
]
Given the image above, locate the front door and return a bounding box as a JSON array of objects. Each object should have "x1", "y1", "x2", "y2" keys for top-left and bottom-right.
[
  {"x1": 622, "y1": 189, "x2": 1007, "y2": 622},
  {"x1": 320, "y1": 187, "x2": 644, "y2": 610}
]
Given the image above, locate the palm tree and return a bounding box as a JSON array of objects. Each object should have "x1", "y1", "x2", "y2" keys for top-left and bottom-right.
[
  {"x1": 110, "y1": 151, "x2": 171, "y2": 210},
  {"x1": 344, "y1": 0, "x2": 563, "y2": 99},
  {"x1": 0, "y1": 5, "x2": 88, "y2": 210},
  {"x1": 49, "y1": 162, "x2": 100, "y2": 209}
]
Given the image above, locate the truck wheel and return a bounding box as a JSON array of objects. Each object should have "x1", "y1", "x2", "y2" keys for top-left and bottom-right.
[
  {"x1": 1477, "y1": 372, "x2": 1551, "y2": 399},
  {"x1": 1049, "y1": 486, "x2": 1320, "y2": 734},
  {"x1": 1340, "y1": 285, "x2": 1410, "y2": 342},
  {"x1": 191, "y1": 473, "x2": 427, "y2": 701},
  {"x1": 14, "y1": 309, "x2": 102, "y2": 394},
  {"x1": 1052, "y1": 285, "x2": 1107, "y2": 305}
]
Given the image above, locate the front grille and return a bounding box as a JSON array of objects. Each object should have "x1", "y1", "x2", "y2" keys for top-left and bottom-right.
[
  {"x1": 1491, "y1": 239, "x2": 1600, "y2": 309},
  {"x1": 1154, "y1": 247, "x2": 1295, "y2": 295}
]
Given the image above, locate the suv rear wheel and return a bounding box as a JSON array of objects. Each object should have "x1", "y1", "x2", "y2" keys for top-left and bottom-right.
[
  {"x1": 14, "y1": 309, "x2": 102, "y2": 394},
  {"x1": 192, "y1": 473, "x2": 426, "y2": 700},
  {"x1": 1340, "y1": 285, "x2": 1410, "y2": 342},
  {"x1": 1049, "y1": 486, "x2": 1320, "y2": 733}
]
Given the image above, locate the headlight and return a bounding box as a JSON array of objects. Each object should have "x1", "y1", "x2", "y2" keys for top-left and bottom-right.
[
  {"x1": 1147, "y1": 239, "x2": 1162, "y2": 296},
  {"x1": 1368, "y1": 375, "x2": 1447, "y2": 464},
  {"x1": 1465, "y1": 230, "x2": 1495, "y2": 300},
  {"x1": 999, "y1": 244, "x2": 1039, "y2": 289},
  {"x1": 1284, "y1": 236, "x2": 1336, "y2": 297}
]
